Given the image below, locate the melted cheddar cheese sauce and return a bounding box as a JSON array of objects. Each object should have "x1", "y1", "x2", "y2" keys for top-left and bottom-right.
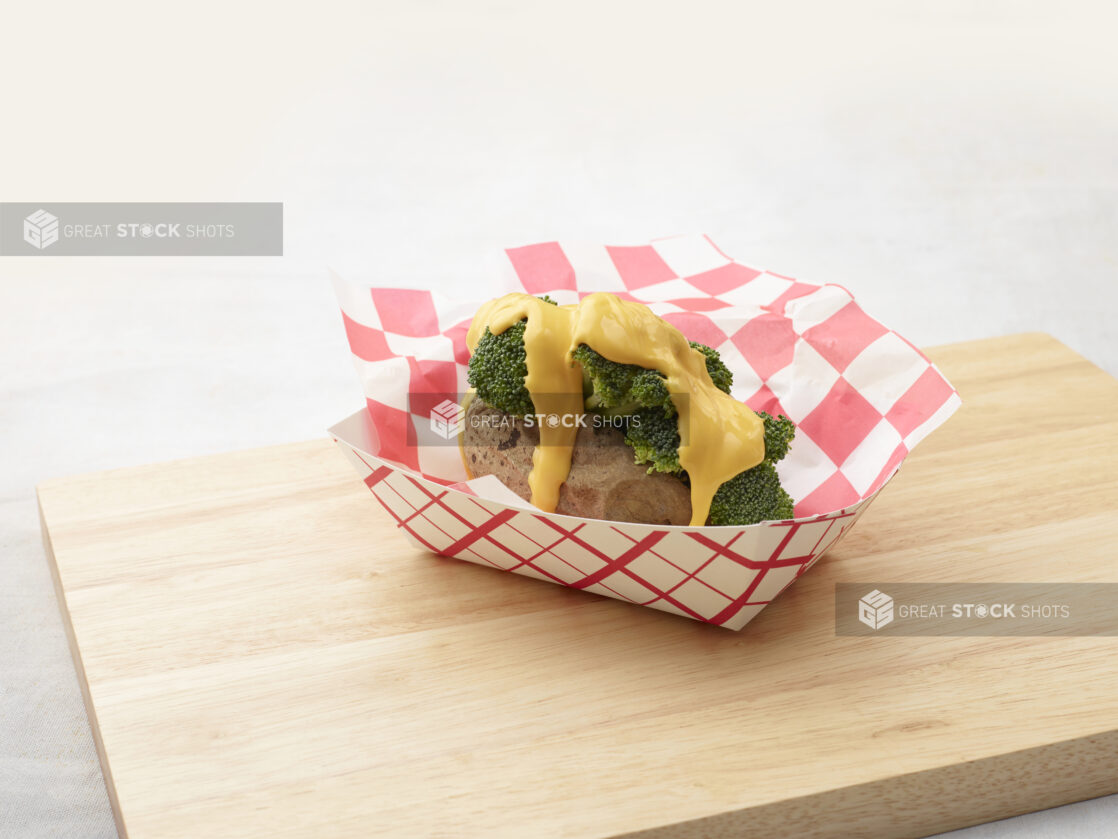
[{"x1": 465, "y1": 292, "x2": 764, "y2": 526}]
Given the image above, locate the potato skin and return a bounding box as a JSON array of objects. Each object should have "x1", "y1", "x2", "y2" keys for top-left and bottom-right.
[{"x1": 461, "y1": 397, "x2": 692, "y2": 526}]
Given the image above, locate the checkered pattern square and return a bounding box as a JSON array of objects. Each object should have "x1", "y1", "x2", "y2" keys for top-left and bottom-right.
[{"x1": 331, "y1": 235, "x2": 960, "y2": 630}]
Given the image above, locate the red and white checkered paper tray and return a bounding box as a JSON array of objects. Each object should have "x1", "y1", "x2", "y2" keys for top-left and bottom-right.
[{"x1": 329, "y1": 235, "x2": 960, "y2": 630}]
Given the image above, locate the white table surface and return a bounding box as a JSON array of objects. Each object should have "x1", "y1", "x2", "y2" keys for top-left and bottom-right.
[{"x1": 2, "y1": 2, "x2": 1116, "y2": 836}]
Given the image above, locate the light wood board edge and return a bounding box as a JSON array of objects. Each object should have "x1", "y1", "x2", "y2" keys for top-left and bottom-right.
[
  {"x1": 38, "y1": 489, "x2": 130, "y2": 839},
  {"x1": 620, "y1": 730, "x2": 1118, "y2": 839}
]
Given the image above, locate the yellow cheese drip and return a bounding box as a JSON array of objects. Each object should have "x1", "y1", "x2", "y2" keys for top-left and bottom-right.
[
  {"x1": 466, "y1": 295, "x2": 585, "y2": 514},
  {"x1": 466, "y1": 292, "x2": 765, "y2": 526}
]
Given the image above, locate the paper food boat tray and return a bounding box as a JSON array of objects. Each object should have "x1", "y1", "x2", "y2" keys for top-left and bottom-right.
[
  {"x1": 332, "y1": 408, "x2": 882, "y2": 630},
  {"x1": 329, "y1": 235, "x2": 960, "y2": 630}
]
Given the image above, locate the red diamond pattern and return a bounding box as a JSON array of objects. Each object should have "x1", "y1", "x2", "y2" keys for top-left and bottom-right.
[
  {"x1": 743, "y1": 383, "x2": 789, "y2": 419},
  {"x1": 685, "y1": 262, "x2": 761, "y2": 296},
  {"x1": 886, "y1": 366, "x2": 957, "y2": 438},
  {"x1": 802, "y1": 301, "x2": 889, "y2": 372},
  {"x1": 763, "y1": 280, "x2": 818, "y2": 315},
  {"x1": 506, "y1": 242, "x2": 577, "y2": 293},
  {"x1": 405, "y1": 358, "x2": 459, "y2": 417},
  {"x1": 442, "y1": 318, "x2": 472, "y2": 366},
  {"x1": 666, "y1": 297, "x2": 731, "y2": 313},
  {"x1": 798, "y1": 377, "x2": 883, "y2": 467},
  {"x1": 363, "y1": 399, "x2": 421, "y2": 472},
  {"x1": 370, "y1": 288, "x2": 441, "y2": 337},
  {"x1": 342, "y1": 312, "x2": 393, "y2": 362},
  {"x1": 794, "y1": 471, "x2": 860, "y2": 518},
  {"x1": 606, "y1": 245, "x2": 677, "y2": 290},
  {"x1": 731, "y1": 313, "x2": 797, "y2": 380},
  {"x1": 660, "y1": 311, "x2": 729, "y2": 350}
]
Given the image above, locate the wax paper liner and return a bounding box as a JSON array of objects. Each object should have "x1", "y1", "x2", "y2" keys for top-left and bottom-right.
[{"x1": 329, "y1": 235, "x2": 960, "y2": 630}]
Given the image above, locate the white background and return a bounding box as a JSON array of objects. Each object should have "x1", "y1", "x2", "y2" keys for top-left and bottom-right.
[{"x1": 1, "y1": 1, "x2": 1116, "y2": 836}]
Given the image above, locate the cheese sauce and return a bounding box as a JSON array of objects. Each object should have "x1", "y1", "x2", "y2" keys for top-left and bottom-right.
[{"x1": 466, "y1": 292, "x2": 765, "y2": 526}]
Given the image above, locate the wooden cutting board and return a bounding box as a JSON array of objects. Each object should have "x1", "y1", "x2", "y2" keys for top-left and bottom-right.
[{"x1": 38, "y1": 333, "x2": 1118, "y2": 839}]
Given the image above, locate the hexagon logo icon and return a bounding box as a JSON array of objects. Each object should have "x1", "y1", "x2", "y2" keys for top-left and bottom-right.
[
  {"x1": 430, "y1": 398, "x2": 464, "y2": 440},
  {"x1": 858, "y1": 589, "x2": 894, "y2": 630},
  {"x1": 24, "y1": 209, "x2": 59, "y2": 250}
]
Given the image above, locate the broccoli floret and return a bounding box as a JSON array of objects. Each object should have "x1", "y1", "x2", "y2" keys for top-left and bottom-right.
[
  {"x1": 628, "y1": 369, "x2": 673, "y2": 415},
  {"x1": 572, "y1": 340, "x2": 731, "y2": 416},
  {"x1": 625, "y1": 409, "x2": 793, "y2": 474},
  {"x1": 708, "y1": 460, "x2": 795, "y2": 526},
  {"x1": 706, "y1": 413, "x2": 796, "y2": 525},
  {"x1": 467, "y1": 321, "x2": 534, "y2": 417},
  {"x1": 465, "y1": 296, "x2": 558, "y2": 417},
  {"x1": 626, "y1": 408, "x2": 796, "y2": 525},
  {"x1": 757, "y1": 411, "x2": 795, "y2": 463},
  {"x1": 690, "y1": 342, "x2": 733, "y2": 393},
  {"x1": 625, "y1": 409, "x2": 682, "y2": 475},
  {"x1": 570, "y1": 344, "x2": 645, "y2": 413}
]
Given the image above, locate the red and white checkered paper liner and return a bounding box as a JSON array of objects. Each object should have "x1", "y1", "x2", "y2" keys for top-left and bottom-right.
[{"x1": 330, "y1": 235, "x2": 960, "y2": 630}]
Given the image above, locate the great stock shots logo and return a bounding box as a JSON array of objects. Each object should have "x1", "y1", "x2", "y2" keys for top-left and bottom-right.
[
  {"x1": 1, "y1": 203, "x2": 282, "y2": 255},
  {"x1": 858, "y1": 589, "x2": 894, "y2": 630},
  {"x1": 23, "y1": 209, "x2": 59, "y2": 249},
  {"x1": 414, "y1": 393, "x2": 651, "y2": 447},
  {"x1": 834, "y1": 583, "x2": 1117, "y2": 636}
]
